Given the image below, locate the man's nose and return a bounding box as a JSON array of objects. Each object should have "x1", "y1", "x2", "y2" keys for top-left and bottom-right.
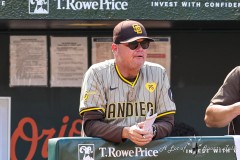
[{"x1": 135, "y1": 43, "x2": 144, "y2": 50}]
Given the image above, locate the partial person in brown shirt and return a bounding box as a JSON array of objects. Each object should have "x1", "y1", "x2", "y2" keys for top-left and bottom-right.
[
  {"x1": 79, "y1": 20, "x2": 176, "y2": 146},
  {"x1": 205, "y1": 66, "x2": 240, "y2": 134}
]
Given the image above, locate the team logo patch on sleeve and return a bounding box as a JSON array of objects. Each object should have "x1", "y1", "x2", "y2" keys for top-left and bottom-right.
[
  {"x1": 145, "y1": 82, "x2": 156, "y2": 93},
  {"x1": 83, "y1": 91, "x2": 96, "y2": 101},
  {"x1": 168, "y1": 88, "x2": 174, "y2": 102}
]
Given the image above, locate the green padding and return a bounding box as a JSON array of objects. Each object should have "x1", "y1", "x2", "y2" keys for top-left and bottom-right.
[{"x1": 48, "y1": 136, "x2": 237, "y2": 160}]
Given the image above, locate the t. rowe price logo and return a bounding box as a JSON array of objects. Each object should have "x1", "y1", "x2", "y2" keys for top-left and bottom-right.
[
  {"x1": 78, "y1": 144, "x2": 95, "y2": 160},
  {"x1": 29, "y1": 0, "x2": 49, "y2": 14},
  {"x1": 54, "y1": 0, "x2": 128, "y2": 10}
]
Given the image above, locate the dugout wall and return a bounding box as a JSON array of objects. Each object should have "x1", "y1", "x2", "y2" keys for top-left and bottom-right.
[{"x1": 0, "y1": 0, "x2": 240, "y2": 159}]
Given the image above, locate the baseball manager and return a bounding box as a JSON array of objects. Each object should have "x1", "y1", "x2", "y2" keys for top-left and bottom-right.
[{"x1": 79, "y1": 20, "x2": 176, "y2": 146}]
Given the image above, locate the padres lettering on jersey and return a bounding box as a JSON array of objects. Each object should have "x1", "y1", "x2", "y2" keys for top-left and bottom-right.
[
  {"x1": 107, "y1": 101, "x2": 154, "y2": 119},
  {"x1": 79, "y1": 59, "x2": 176, "y2": 126}
]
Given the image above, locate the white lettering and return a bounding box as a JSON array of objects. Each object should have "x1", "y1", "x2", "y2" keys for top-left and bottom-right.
[
  {"x1": 151, "y1": 1, "x2": 178, "y2": 7},
  {"x1": 2, "y1": 1, "x2": 5, "y2": 6},
  {"x1": 115, "y1": 2, "x2": 122, "y2": 10},
  {"x1": 212, "y1": 147, "x2": 220, "y2": 153},
  {"x1": 57, "y1": 0, "x2": 62, "y2": 9},
  {"x1": 205, "y1": 2, "x2": 240, "y2": 8},
  {"x1": 56, "y1": 0, "x2": 128, "y2": 10},
  {"x1": 99, "y1": 147, "x2": 107, "y2": 156},
  {"x1": 82, "y1": 1, "x2": 93, "y2": 9},
  {"x1": 182, "y1": 2, "x2": 201, "y2": 7},
  {"x1": 108, "y1": 147, "x2": 134, "y2": 157},
  {"x1": 75, "y1": 1, "x2": 82, "y2": 9},
  {"x1": 92, "y1": 2, "x2": 98, "y2": 9},
  {"x1": 66, "y1": 0, "x2": 76, "y2": 10},
  {"x1": 99, "y1": 0, "x2": 109, "y2": 10},
  {"x1": 99, "y1": 147, "x2": 158, "y2": 157},
  {"x1": 129, "y1": 150, "x2": 134, "y2": 157},
  {"x1": 108, "y1": 147, "x2": 117, "y2": 157},
  {"x1": 121, "y1": 2, "x2": 128, "y2": 10},
  {"x1": 135, "y1": 147, "x2": 158, "y2": 157}
]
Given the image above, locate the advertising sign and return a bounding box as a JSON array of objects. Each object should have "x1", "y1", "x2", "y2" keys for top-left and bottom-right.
[{"x1": 0, "y1": 0, "x2": 240, "y2": 20}]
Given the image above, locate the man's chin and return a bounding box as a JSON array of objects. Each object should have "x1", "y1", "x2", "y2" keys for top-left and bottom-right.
[{"x1": 132, "y1": 61, "x2": 144, "y2": 69}]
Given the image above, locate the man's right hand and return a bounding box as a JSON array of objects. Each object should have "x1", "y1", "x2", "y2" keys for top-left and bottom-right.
[{"x1": 122, "y1": 123, "x2": 153, "y2": 146}]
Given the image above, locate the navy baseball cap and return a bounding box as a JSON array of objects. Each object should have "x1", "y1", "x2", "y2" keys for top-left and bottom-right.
[{"x1": 113, "y1": 20, "x2": 154, "y2": 44}]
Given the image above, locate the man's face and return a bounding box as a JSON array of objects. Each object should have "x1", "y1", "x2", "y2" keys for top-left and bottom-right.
[{"x1": 114, "y1": 39, "x2": 149, "y2": 70}]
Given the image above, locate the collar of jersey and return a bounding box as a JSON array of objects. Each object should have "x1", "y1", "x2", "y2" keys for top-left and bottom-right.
[{"x1": 115, "y1": 64, "x2": 139, "y2": 87}]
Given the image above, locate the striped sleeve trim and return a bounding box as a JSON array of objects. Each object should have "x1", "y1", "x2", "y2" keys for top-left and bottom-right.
[
  {"x1": 79, "y1": 107, "x2": 105, "y2": 116},
  {"x1": 157, "y1": 111, "x2": 176, "y2": 118}
]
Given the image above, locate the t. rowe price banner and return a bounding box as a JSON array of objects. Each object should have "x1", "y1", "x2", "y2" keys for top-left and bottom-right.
[
  {"x1": 0, "y1": 0, "x2": 240, "y2": 20},
  {"x1": 48, "y1": 136, "x2": 238, "y2": 160}
]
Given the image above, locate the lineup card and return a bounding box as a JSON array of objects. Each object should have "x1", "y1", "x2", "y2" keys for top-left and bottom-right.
[{"x1": 143, "y1": 111, "x2": 157, "y2": 132}]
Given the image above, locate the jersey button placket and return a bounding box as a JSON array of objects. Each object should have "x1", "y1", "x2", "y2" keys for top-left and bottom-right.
[{"x1": 127, "y1": 86, "x2": 136, "y2": 102}]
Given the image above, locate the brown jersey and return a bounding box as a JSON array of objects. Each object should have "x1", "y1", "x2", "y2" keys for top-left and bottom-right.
[{"x1": 210, "y1": 66, "x2": 240, "y2": 134}]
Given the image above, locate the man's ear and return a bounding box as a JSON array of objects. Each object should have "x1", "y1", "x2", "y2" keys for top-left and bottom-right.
[{"x1": 112, "y1": 43, "x2": 118, "y2": 53}]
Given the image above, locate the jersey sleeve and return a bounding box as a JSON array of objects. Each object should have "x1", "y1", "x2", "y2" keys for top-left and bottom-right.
[
  {"x1": 79, "y1": 67, "x2": 106, "y2": 116},
  {"x1": 211, "y1": 66, "x2": 240, "y2": 105},
  {"x1": 156, "y1": 69, "x2": 176, "y2": 118}
]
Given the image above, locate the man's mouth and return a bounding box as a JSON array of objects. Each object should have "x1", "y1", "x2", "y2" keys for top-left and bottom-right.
[{"x1": 135, "y1": 55, "x2": 144, "y2": 58}]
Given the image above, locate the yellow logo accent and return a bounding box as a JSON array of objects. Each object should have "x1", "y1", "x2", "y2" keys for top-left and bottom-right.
[
  {"x1": 132, "y1": 24, "x2": 142, "y2": 34},
  {"x1": 83, "y1": 91, "x2": 96, "y2": 101},
  {"x1": 83, "y1": 92, "x2": 89, "y2": 101},
  {"x1": 145, "y1": 82, "x2": 157, "y2": 93}
]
